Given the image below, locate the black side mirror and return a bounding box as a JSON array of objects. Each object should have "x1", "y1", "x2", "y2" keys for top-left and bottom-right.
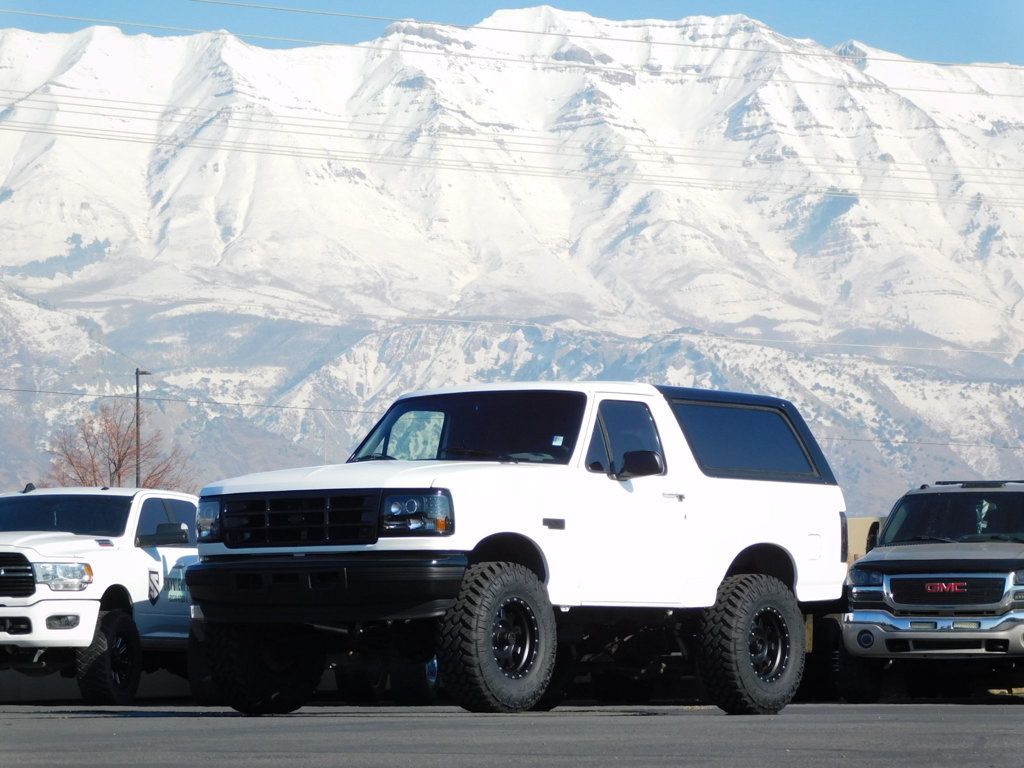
[
  {"x1": 615, "y1": 450, "x2": 664, "y2": 481},
  {"x1": 137, "y1": 522, "x2": 189, "y2": 547},
  {"x1": 865, "y1": 523, "x2": 879, "y2": 553}
]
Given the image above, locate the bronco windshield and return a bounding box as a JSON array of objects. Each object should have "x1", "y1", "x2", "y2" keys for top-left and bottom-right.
[
  {"x1": 350, "y1": 390, "x2": 587, "y2": 464},
  {"x1": 0, "y1": 495, "x2": 133, "y2": 537},
  {"x1": 879, "y1": 491, "x2": 1024, "y2": 546}
]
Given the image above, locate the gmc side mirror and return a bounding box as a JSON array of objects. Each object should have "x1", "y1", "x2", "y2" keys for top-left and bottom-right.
[
  {"x1": 865, "y1": 522, "x2": 879, "y2": 553},
  {"x1": 615, "y1": 450, "x2": 664, "y2": 481}
]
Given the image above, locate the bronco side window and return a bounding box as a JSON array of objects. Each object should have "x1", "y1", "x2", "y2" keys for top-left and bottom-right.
[{"x1": 586, "y1": 400, "x2": 664, "y2": 476}]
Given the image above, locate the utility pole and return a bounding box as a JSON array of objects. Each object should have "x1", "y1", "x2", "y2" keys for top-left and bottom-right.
[{"x1": 135, "y1": 367, "x2": 151, "y2": 487}]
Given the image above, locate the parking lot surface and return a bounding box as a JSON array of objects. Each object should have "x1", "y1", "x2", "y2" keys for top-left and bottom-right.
[{"x1": 0, "y1": 701, "x2": 1020, "y2": 768}]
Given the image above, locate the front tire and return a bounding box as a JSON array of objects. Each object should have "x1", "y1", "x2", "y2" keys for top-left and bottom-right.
[
  {"x1": 76, "y1": 610, "x2": 142, "y2": 705},
  {"x1": 697, "y1": 574, "x2": 805, "y2": 715},
  {"x1": 207, "y1": 623, "x2": 325, "y2": 715},
  {"x1": 438, "y1": 562, "x2": 556, "y2": 712}
]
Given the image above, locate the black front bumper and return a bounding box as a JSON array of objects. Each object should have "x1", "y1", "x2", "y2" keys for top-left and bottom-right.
[{"x1": 186, "y1": 551, "x2": 468, "y2": 625}]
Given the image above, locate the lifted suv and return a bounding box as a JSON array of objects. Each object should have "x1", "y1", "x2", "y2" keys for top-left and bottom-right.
[
  {"x1": 188, "y1": 382, "x2": 848, "y2": 715},
  {"x1": 842, "y1": 481, "x2": 1024, "y2": 700}
]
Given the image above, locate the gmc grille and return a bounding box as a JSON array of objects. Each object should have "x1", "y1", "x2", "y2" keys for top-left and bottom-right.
[
  {"x1": 0, "y1": 552, "x2": 35, "y2": 598},
  {"x1": 890, "y1": 576, "x2": 1005, "y2": 606},
  {"x1": 221, "y1": 491, "x2": 381, "y2": 548}
]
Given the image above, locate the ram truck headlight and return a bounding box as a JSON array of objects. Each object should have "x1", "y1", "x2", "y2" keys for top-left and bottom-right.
[
  {"x1": 32, "y1": 562, "x2": 93, "y2": 591},
  {"x1": 848, "y1": 568, "x2": 884, "y2": 587},
  {"x1": 197, "y1": 498, "x2": 222, "y2": 542},
  {"x1": 380, "y1": 489, "x2": 454, "y2": 536}
]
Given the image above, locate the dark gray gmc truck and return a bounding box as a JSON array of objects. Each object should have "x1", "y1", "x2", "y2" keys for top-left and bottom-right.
[{"x1": 841, "y1": 480, "x2": 1024, "y2": 701}]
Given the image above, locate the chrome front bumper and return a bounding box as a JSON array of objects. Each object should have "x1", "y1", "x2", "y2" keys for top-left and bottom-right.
[{"x1": 843, "y1": 609, "x2": 1024, "y2": 658}]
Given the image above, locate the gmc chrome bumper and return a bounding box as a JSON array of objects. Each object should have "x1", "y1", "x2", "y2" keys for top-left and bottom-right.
[{"x1": 843, "y1": 609, "x2": 1024, "y2": 658}]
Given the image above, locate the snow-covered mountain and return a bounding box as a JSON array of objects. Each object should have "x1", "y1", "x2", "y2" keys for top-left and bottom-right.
[{"x1": 0, "y1": 7, "x2": 1022, "y2": 513}]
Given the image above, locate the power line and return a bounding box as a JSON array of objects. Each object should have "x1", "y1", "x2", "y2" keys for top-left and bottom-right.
[
  {"x1": 0, "y1": 385, "x2": 382, "y2": 415},
  {"x1": 5, "y1": 85, "x2": 1023, "y2": 180},
  {"x1": 817, "y1": 435, "x2": 1024, "y2": 452},
  {"x1": 1, "y1": 9, "x2": 1021, "y2": 99},
  {"x1": 189, "y1": 0, "x2": 1024, "y2": 73},
  {"x1": 5, "y1": 120, "x2": 1024, "y2": 208},
  {"x1": 6, "y1": 93, "x2": 1024, "y2": 188},
  {"x1": 5, "y1": 384, "x2": 1020, "y2": 454}
]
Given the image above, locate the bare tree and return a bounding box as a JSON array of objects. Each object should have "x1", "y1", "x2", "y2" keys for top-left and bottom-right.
[{"x1": 47, "y1": 400, "x2": 194, "y2": 491}]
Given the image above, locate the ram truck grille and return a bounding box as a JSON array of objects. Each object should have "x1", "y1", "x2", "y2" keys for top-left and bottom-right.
[
  {"x1": 221, "y1": 491, "x2": 381, "y2": 548},
  {"x1": 889, "y1": 576, "x2": 1005, "y2": 606},
  {"x1": 0, "y1": 553, "x2": 35, "y2": 597}
]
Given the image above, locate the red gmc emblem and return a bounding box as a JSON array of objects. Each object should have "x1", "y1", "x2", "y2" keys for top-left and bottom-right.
[{"x1": 925, "y1": 581, "x2": 968, "y2": 593}]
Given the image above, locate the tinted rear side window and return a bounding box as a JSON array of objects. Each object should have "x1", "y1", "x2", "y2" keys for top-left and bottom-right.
[{"x1": 670, "y1": 401, "x2": 818, "y2": 481}]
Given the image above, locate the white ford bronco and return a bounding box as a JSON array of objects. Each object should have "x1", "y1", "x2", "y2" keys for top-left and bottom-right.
[
  {"x1": 187, "y1": 382, "x2": 848, "y2": 715},
  {"x1": 0, "y1": 486, "x2": 199, "y2": 704},
  {"x1": 841, "y1": 480, "x2": 1024, "y2": 701}
]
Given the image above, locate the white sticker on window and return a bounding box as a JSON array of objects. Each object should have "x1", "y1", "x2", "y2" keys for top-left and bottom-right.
[{"x1": 552, "y1": 435, "x2": 564, "y2": 447}]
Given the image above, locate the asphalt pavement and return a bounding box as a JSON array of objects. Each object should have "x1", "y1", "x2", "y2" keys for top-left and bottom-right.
[{"x1": 0, "y1": 701, "x2": 1020, "y2": 768}]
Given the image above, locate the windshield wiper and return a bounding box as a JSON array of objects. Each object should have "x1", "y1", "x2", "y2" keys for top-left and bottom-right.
[
  {"x1": 350, "y1": 453, "x2": 397, "y2": 462},
  {"x1": 961, "y1": 533, "x2": 1024, "y2": 543},
  {"x1": 889, "y1": 535, "x2": 959, "y2": 545},
  {"x1": 442, "y1": 448, "x2": 518, "y2": 463}
]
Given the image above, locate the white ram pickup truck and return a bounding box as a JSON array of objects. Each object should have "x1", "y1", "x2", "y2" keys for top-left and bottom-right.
[
  {"x1": 0, "y1": 486, "x2": 198, "y2": 704},
  {"x1": 187, "y1": 382, "x2": 848, "y2": 715}
]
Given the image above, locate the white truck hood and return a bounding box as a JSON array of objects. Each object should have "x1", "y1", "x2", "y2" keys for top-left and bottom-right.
[
  {"x1": 201, "y1": 460, "x2": 557, "y2": 496},
  {"x1": 0, "y1": 530, "x2": 118, "y2": 559}
]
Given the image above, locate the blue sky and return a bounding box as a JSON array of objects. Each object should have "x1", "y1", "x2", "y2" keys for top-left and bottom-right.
[{"x1": 1, "y1": 0, "x2": 1021, "y2": 65}]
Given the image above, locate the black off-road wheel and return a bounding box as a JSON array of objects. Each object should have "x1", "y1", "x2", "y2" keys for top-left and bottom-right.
[
  {"x1": 697, "y1": 574, "x2": 805, "y2": 715},
  {"x1": 207, "y1": 623, "x2": 326, "y2": 715},
  {"x1": 438, "y1": 562, "x2": 557, "y2": 713},
  {"x1": 532, "y1": 643, "x2": 577, "y2": 711},
  {"x1": 76, "y1": 610, "x2": 142, "y2": 705}
]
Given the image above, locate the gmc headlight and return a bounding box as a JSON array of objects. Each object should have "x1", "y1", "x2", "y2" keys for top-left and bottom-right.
[
  {"x1": 380, "y1": 489, "x2": 454, "y2": 536},
  {"x1": 1014, "y1": 569, "x2": 1024, "y2": 585},
  {"x1": 197, "y1": 498, "x2": 222, "y2": 542},
  {"x1": 32, "y1": 562, "x2": 93, "y2": 591},
  {"x1": 848, "y1": 568, "x2": 883, "y2": 587}
]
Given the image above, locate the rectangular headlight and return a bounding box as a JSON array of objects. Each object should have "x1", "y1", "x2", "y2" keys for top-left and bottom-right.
[
  {"x1": 848, "y1": 568, "x2": 883, "y2": 587},
  {"x1": 197, "y1": 498, "x2": 222, "y2": 542},
  {"x1": 380, "y1": 489, "x2": 454, "y2": 536},
  {"x1": 32, "y1": 562, "x2": 93, "y2": 591}
]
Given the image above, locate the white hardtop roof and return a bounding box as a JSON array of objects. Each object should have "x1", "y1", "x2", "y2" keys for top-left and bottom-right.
[{"x1": 399, "y1": 381, "x2": 662, "y2": 399}]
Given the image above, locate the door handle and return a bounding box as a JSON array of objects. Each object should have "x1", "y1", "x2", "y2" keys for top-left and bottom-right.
[
  {"x1": 662, "y1": 493, "x2": 686, "y2": 502},
  {"x1": 543, "y1": 518, "x2": 566, "y2": 530}
]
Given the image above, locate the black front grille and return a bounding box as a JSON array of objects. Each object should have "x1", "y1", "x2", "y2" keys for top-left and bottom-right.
[
  {"x1": 890, "y1": 577, "x2": 1005, "y2": 606},
  {"x1": 0, "y1": 553, "x2": 35, "y2": 598},
  {"x1": 221, "y1": 491, "x2": 381, "y2": 548}
]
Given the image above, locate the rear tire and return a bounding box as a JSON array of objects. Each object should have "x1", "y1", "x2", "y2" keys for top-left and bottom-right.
[
  {"x1": 76, "y1": 610, "x2": 142, "y2": 705},
  {"x1": 207, "y1": 623, "x2": 325, "y2": 715},
  {"x1": 438, "y1": 562, "x2": 556, "y2": 712},
  {"x1": 697, "y1": 574, "x2": 805, "y2": 715}
]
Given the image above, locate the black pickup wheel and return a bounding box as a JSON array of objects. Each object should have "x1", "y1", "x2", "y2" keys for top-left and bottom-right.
[
  {"x1": 697, "y1": 574, "x2": 805, "y2": 714},
  {"x1": 438, "y1": 562, "x2": 556, "y2": 712},
  {"x1": 76, "y1": 610, "x2": 142, "y2": 705},
  {"x1": 207, "y1": 623, "x2": 325, "y2": 715}
]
